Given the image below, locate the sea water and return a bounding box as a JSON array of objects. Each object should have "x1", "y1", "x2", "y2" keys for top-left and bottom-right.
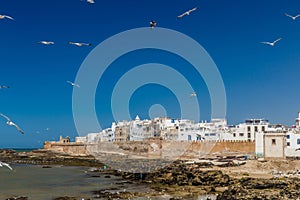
[
  {"x1": 0, "y1": 164, "x2": 217, "y2": 200},
  {"x1": 0, "y1": 164, "x2": 148, "y2": 200}
]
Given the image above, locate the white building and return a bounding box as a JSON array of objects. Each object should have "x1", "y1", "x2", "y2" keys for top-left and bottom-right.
[
  {"x1": 285, "y1": 130, "x2": 300, "y2": 157},
  {"x1": 77, "y1": 111, "x2": 300, "y2": 159},
  {"x1": 75, "y1": 136, "x2": 87, "y2": 143},
  {"x1": 227, "y1": 119, "x2": 269, "y2": 141}
]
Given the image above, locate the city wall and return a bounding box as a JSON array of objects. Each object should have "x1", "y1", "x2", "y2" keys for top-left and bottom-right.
[
  {"x1": 44, "y1": 142, "x2": 87, "y2": 155},
  {"x1": 44, "y1": 140, "x2": 255, "y2": 159}
]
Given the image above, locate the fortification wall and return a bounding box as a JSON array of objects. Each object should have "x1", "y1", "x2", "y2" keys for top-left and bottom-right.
[
  {"x1": 44, "y1": 142, "x2": 87, "y2": 155},
  {"x1": 44, "y1": 140, "x2": 255, "y2": 159}
]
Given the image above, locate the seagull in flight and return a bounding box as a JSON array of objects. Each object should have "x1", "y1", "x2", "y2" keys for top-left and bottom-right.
[
  {"x1": 69, "y1": 42, "x2": 91, "y2": 47},
  {"x1": 285, "y1": 13, "x2": 300, "y2": 20},
  {"x1": 190, "y1": 92, "x2": 197, "y2": 98},
  {"x1": 81, "y1": 0, "x2": 95, "y2": 3},
  {"x1": 260, "y1": 38, "x2": 282, "y2": 47},
  {"x1": 38, "y1": 41, "x2": 54, "y2": 45},
  {"x1": 0, "y1": 85, "x2": 10, "y2": 89},
  {"x1": 0, "y1": 161, "x2": 12, "y2": 170},
  {"x1": 0, "y1": 15, "x2": 14, "y2": 20},
  {"x1": 67, "y1": 81, "x2": 80, "y2": 88},
  {"x1": 0, "y1": 113, "x2": 24, "y2": 134},
  {"x1": 150, "y1": 20, "x2": 157, "y2": 29},
  {"x1": 177, "y1": 7, "x2": 197, "y2": 19}
]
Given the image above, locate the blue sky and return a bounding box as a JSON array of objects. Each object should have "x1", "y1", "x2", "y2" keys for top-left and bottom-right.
[{"x1": 1, "y1": 0, "x2": 300, "y2": 147}]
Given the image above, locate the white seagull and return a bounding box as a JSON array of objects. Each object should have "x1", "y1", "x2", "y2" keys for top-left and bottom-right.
[
  {"x1": 0, "y1": 85, "x2": 10, "y2": 89},
  {"x1": 177, "y1": 7, "x2": 198, "y2": 19},
  {"x1": 260, "y1": 38, "x2": 282, "y2": 47},
  {"x1": 0, "y1": 161, "x2": 12, "y2": 170},
  {"x1": 67, "y1": 81, "x2": 80, "y2": 88},
  {"x1": 0, "y1": 15, "x2": 14, "y2": 20},
  {"x1": 150, "y1": 20, "x2": 157, "y2": 29},
  {"x1": 190, "y1": 92, "x2": 197, "y2": 98},
  {"x1": 38, "y1": 41, "x2": 54, "y2": 45},
  {"x1": 69, "y1": 42, "x2": 91, "y2": 47},
  {"x1": 0, "y1": 113, "x2": 24, "y2": 134},
  {"x1": 81, "y1": 0, "x2": 95, "y2": 3},
  {"x1": 285, "y1": 13, "x2": 300, "y2": 21}
]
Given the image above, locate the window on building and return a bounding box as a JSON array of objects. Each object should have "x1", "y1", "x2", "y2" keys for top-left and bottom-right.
[
  {"x1": 297, "y1": 139, "x2": 300, "y2": 145},
  {"x1": 248, "y1": 133, "x2": 251, "y2": 138},
  {"x1": 239, "y1": 133, "x2": 244, "y2": 137},
  {"x1": 188, "y1": 135, "x2": 192, "y2": 141},
  {"x1": 254, "y1": 126, "x2": 258, "y2": 132},
  {"x1": 233, "y1": 133, "x2": 236, "y2": 137},
  {"x1": 272, "y1": 139, "x2": 276, "y2": 145},
  {"x1": 286, "y1": 135, "x2": 290, "y2": 139},
  {"x1": 287, "y1": 142, "x2": 290, "y2": 146},
  {"x1": 262, "y1": 126, "x2": 265, "y2": 132},
  {"x1": 247, "y1": 126, "x2": 251, "y2": 132}
]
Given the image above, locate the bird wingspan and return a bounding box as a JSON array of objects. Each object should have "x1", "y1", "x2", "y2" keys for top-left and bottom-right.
[
  {"x1": 274, "y1": 38, "x2": 282, "y2": 43},
  {"x1": 190, "y1": 7, "x2": 197, "y2": 12},
  {"x1": 1, "y1": 162, "x2": 13, "y2": 170},
  {"x1": 177, "y1": 13, "x2": 186, "y2": 18},
  {"x1": 12, "y1": 122, "x2": 24, "y2": 134},
  {"x1": 285, "y1": 13, "x2": 293, "y2": 18},
  {"x1": 260, "y1": 42, "x2": 271, "y2": 45},
  {"x1": 0, "y1": 113, "x2": 11, "y2": 121},
  {"x1": 5, "y1": 15, "x2": 14, "y2": 20}
]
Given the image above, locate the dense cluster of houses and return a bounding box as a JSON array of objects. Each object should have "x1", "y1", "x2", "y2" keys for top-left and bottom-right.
[{"x1": 75, "y1": 111, "x2": 300, "y2": 158}]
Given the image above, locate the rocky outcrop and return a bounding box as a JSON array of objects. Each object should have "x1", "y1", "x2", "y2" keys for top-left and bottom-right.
[
  {"x1": 116, "y1": 160, "x2": 231, "y2": 187},
  {"x1": 217, "y1": 177, "x2": 300, "y2": 200},
  {"x1": 0, "y1": 149, "x2": 103, "y2": 167}
]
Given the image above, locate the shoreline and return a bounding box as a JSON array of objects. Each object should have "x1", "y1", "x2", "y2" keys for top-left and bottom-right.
[{"x1": 1, "y1": 149, "x2": 300, "y2": 200}]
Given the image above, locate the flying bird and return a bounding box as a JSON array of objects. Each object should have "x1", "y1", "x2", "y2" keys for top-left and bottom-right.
[
  {"x1": 0, "y1": 15, "x2": 14, "y2": 20},
  {"x1": 0, "y1": 113, "x2": 24, "y2": 134},
  {"x1": 190, "y1": 92, "x2": 197, "y2": 98},
  {"x1": 285, "y1": 13, "x2": 300, "y2": 20},
  {"x1": 69, "y1": 42, "x2": 91, "y2": 47},
  {"x1": 177, "y1": 7, "x2": 197, "y2": 19},
  {"x1": 0, "y1": 161, "x2": 12, "y2": 170},
  {"x1": 38, "y1": 41, "x2": 54, "y2": 45},
  {"x1": 67, "y1": 81, "x2": 80, "y2": 88},
  {"x1": 260, "y1": 38, "x2": 282, "y2": 47},
  {"x1": 81, "y1": 0, "x2": 95, "y2": 3},
  {"x1": 0, "y1": 86, "x2": 10, "y2": 89},
  {"x1": 150, "y1": 20, "x2": 157, "y2": 29}
]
